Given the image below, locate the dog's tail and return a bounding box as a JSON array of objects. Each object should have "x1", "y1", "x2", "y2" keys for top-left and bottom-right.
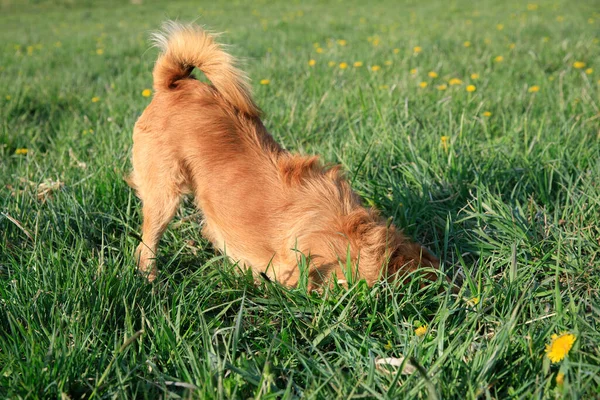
[{"x1": 151, "y1": 21, "x2": 260, "y2": 117}]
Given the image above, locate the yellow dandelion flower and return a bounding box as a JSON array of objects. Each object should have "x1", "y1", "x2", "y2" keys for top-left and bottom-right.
[
  {"x1": 419, "y1": 81, "x2": 428, "y2": 88},
  {"x1": 54, "y1": 41, "x2": 62, "y2": 47},
  {"x1": 339, "y1": 62, "x2": 348, "y2": 69},
  {"x1": 316, "y1": 47, "x2": 323, "y2": 53},
  {"x1": 26, "y1": 45, "x2": 34, "y2": 55},
  {"x1": 96, "y1": 48, "x2": 104, "y2": 55},
  {"x1": 449, "y1": 78, "x2": 463, "y2": 86},
  {"x1": 384, "y1": 60, "x2": 392, "y2": 66},
  {"x1": 463, "y1": 41, "x2": 471, "y2": 47},
  {"x1": 308, "y1": 59, "x2": 316, "y2": 66},
  {"x1": 589, "y1": 18, "x2": 595, "y2": 24},
  {"x1": 483, "y1": 111, "x2": 492, "y2": 117},
  {"x1": 141, "y1": 88, "x2": 152, "y2": 97},
  {"x1": 372, "y1": 37, "x2": 380, "y2": 46},
  {"x1": 415, "y1": 325, "x2": 427, "y2": 337},
  {"x1": 328, "y1": 61, "x2": 336, "y2": 67},
  {"x1": 546, "y1": 333, "x2": 576, "y2": 363},
  {"x1": 436, "y1": 84, "x2": 447, "y2": 91},
  {"x1": 428, "y1": 71, "x2": 438, "y2": 78},
  {"x1": 573, "y1": 61, "x2": 586, "y2": 69},
  {"x1": 5, "y1": 95, "x2": 11, "y2": 100},
  {"x1": 543, "y1": 37, "x2": 549, "y2": 43},
  {"x1": 371, "y1": 65, "x2": 381, "y2": 72},
  {"x1": 393, "y1": 48, "x2": 400, "y2": 54},
  {"x1": 549, "y1": 76, "x2": 555, "y2": 81},
  {"x1": 556, "y1": 372, "x2": 565, "y2": 386},
  {"x1": 466, "y1": 84, "x2": 476, "y2": 92},
  {"x1": 353, "y1": 61, "x2": 363, "y2": 68},
  {"x1": 585, "y1": 68, "x2": 593, "y2": 74},
  {"x1": 527, "y1": 3, "x2": 539, "y2": 11},
  {"x1": 260, "y1": 79, "x2": 270, "y2": 85},
  {"x1": 528, "y1": 85, "x2": 540, "y2": 93},
  {"x1": 410, "y1": 68, "x2": 418, "y2": 75},
  {"x1": 494, "y1": 55, "x2": 504, "y2": 62},
  {"x1": 484, "y1": 38, "x2": 492, "y2": 45},
  {"x1": 379, "y1": 84, "x2": 389, "y2": 90},
  {"x1": 556, "y1": 16, "x2": 564, "y2": 22},
  {"x1": 337, "y1": 39, "x2": 347, "y2": 46},
  {"x1": 496, "y1": 24, "x2": 504, "y2": 30},
  {"x1": 471, "y1": 73, "x2": 479, "y2": 79},
  {"x1": 441, "y1": 136, "x2": 449, "y2": 152},
  {"x1": 509, "y1": 43, "x2": 516, "y2": 49},
  {"x1": 470, "y1": 296, "x2": 480, "y2": 304},
  {"x1": 15, "y1": 148, "x2": 28, "y2": 155},
  {"x1": 413, "y1": 46, "x2": 422, "y2": 53},
  {"x1": 91, "y1": 96, "x2": 100, "y2": 103},
  {"x1": 313, "y1": 42, "x2": 320, "y2": 48}
]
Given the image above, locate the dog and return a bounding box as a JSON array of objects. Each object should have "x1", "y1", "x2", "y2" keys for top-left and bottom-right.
[{"x1": 128, "y1": 21, "x2": 440, "y2": 288}]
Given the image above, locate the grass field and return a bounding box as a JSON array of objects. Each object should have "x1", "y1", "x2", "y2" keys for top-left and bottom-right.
[{"x1": 1, "y1": 0, "x2": 600, "y2": 398}]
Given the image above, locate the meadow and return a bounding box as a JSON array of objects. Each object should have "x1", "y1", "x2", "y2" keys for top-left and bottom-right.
[{"x1": 1, "y1": 0, "x2": 599, "y2": 398}]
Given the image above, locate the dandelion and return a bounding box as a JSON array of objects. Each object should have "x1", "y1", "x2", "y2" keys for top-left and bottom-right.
[
  {"x1": 589, "y1": 18, "x2": 595, "y2": 24},
  {"x1": 543, "y1": 37, "x2": 549, "y2": 43},
  {"x1": 5, "y1": 95, "x2": 11, "y2": 101},
  {"x1": 436, "y1": 84, "x2": 447, "y2": 91},
  {"x1": 91, "y1": 96, "x2": 100, "y2": 102},
  {"x1": 466, "y1": 85, "x2": 476, "y2": 92},
  {"x1": 353, "y1": 61, "x2": 363, "y2": 68},
  {"x1": 509, "y1": 43, "x2": 516, "y2": 49},
  {"x1": 573, "y1": 61, "x2": 586, "y2": 69},
  {"x1": 415, "y1": 325, "x2": 427, "y2": 337},
  {"x1": 470, "y1": 296, "x2": 480, "y2": 304},
  {"x1": 441, "y1": 136, "x2": 449, "y2": 152},
  {"x1": 141, "y1": 88, "x2": 152, "y2": 97},
  {"x1": 393, "y1": 48, "x2": 400, "y2": 54},
  {"x1": 463, "y1": 41, "x2": 471, "y2": 47},
  {"x1": 379, "y1": 84, "x2": 389, "y2": 90},
  {"x1": 546, "y1": 333, "x2": 576, "y2": 363},
  {"x1": 410, "y1": 68, "x2": 418, "y2": 75},
  {"x1": 384, "y1": 60, "x2": 392, "y2": 66},
  {"x1": 494, "y1": 55, "x2": 504, "y2": 62},
  {"x1": 484, "y1": 38, "x2": 492, "y2": 45},
  {"x1": 96, "y1": 48, "x2": 104, "y2": 55},
  {"x1": 308, "y1": 59, "x2": 316, "y2": 66},
  {"x1": 371, "y1": 65, "x2": 381, "y2": 72},
  {"x1": 471, "y1": 73, "x2": 479, "y2": 79},
  {"x1": 449, "y1": 78, "x2": 463, "y2": 85},
  {"x1": 54, "y1": 41, "x2": 62, "y2": 47},
  {"x1": 556, "y1": 16, "x2": 564, "y2": 22},
  {"x1": 585, "y1": 68, "x2": 593, "y2": 74},
  {"x1": 527, "y1": 3, "x2": 539, "y2": 10},
  {"x1": 26, "y1": 45, "x2": 34, "y2": 55},
  {"x1": 556, "y1": 372, "x2": 565, "y2": 386},
  {"x1": 15, "y1": 148, "x2": 28, "y2": 155},
  {"x1": 528, "y1": 85, "x2": 540, "y2": 93},
  {"x1": 260, "y1": 79, "x2": 270, "y2": 85},
  {"x1": 337, "y1": 39, "x2": 347, "y2": 46},
  {"x1": 496, "y1": 24, "x2": 504, "y2": 30},
  {"x1": 419, "y1": 81, "x2": 428, "y2": 88},
  {"x1": 428, "y1": 71, "x2": 438, "y2": 78},
  {"x1": 483, "y1": 111, "x2": 492, "y2": 117},
  {"x1": 339, "y1": 62, "x2": 348, "y2": 69},
  {"x1": 316, "y1": 47, "x2": 324, "y2": 53},
  {"x1": 413, "y1": 46, "x2": 422, "y2": 53},
  {"x1": 328, "y1": 61, "x2": 336, "y2": 67}
]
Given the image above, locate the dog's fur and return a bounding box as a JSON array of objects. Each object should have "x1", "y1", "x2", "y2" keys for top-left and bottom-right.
[{"x1": 128, "y1": 22, "x2": 440, "y2": 287}]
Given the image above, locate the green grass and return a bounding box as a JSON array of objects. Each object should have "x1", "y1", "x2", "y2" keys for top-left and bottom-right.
[{"x1": 1, "y1": 0, "x2": 599, "y2": 398}]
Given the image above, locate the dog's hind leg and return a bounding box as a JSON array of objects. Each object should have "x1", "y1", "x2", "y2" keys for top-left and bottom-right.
[{"x1": 134, "y1": 184, "x2": 181, "y2": 282}]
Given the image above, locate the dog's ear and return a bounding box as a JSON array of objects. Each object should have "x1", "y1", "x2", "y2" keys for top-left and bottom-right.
[{"x1": 387, "y1": 242, "x2": 439, "y2": 282}]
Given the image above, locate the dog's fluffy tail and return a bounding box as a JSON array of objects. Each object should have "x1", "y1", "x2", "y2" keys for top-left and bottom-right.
[{"x1": 151, "y1": 21, "x2": 260, "y2": 117}]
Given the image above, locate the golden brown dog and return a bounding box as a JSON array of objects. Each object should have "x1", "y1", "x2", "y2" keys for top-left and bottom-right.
[{"x1": 128, "y1": 21, "x2": 440, "y2": 287}]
